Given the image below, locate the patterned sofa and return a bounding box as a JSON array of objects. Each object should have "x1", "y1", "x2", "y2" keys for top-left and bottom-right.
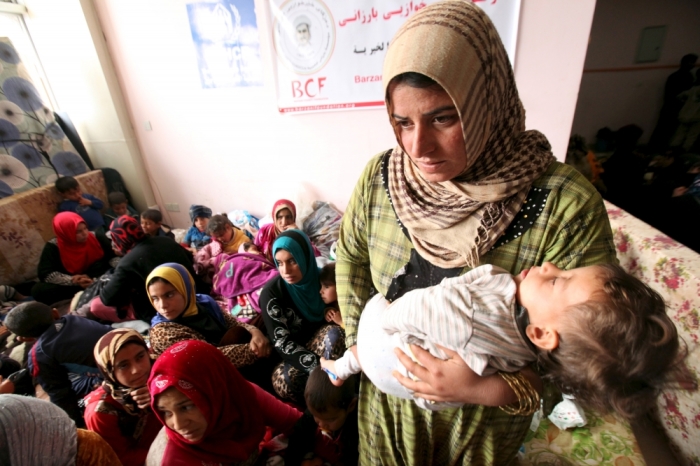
[
  {"x1": 0, "y1": 170, "x2": 108, "y2": 286},
  {"x1": 522, "y1": 201, "x2": 700, "y2": 466}
]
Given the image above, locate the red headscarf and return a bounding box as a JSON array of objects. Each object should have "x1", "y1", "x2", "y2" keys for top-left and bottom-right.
[
  {"x1": 148, "y1": 340, "x2": 265, "y2": 466},
  {"x1": 254, "y1": 199, "x2": 296, "y2": 261},
  {"x1": 53, "y1": 212, "x2": 104, "y2": 275},
  {"x1": 270, "y1": 199, "x2": 296, "y2": 235}
]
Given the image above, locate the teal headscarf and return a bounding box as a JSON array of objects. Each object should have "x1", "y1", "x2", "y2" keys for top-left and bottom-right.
[{"x1": 272, "y1": 229, "x2": 325, "y2": 322}]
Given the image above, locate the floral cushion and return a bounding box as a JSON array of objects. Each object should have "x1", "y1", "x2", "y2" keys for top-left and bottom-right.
[
  {"x1": 0, "y1": 170, "x2": 107, "y2": 285},
  {"x1": 522, "y1": 201, "x2": 699, "y2": 466}
]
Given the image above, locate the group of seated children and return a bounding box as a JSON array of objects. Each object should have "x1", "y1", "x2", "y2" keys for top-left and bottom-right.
[{"x1": 0, "y1": 174, "x2": 686, "y2": 465}]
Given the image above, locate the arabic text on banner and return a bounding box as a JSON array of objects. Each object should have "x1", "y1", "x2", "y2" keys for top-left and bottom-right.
[{"x1": 268, "y1": 0, "x2": 521, "y2": 114}]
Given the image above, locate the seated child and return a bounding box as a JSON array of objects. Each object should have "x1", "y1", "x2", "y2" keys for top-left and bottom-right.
[
  {"x1": 182, "y1": 204, "x2": 212, "y2": 252},
  {"x1": 321, "y1": 262, "x2": 683, "y2": 420},
  {"x1": 320, "y1": 262, "x2": 342, "y2": 326},
  {"x1": 4, "y1": 301, "x2": 111, "y2": 425},
  {"x1": 194, "y1": 214, "x2": 253, "y2": 282},
  {"x1": 286, "y1": 366, "x2": 359, "y2": 466},
  {"x1": 56, "y1": 176, "x2": 104, "y2": 231},
  {"x1": 103, "y1": 191, "x2": 138, "y2": 227},
  {"x1": 140, "y1": 208, "x2": 174, "y2": 239}
]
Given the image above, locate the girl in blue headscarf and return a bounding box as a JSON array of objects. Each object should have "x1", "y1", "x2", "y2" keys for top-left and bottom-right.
[{"x1": 259, "y1": 229, "x2": 346, "y2": 403}]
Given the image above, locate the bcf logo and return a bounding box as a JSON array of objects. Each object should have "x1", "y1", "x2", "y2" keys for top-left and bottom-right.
[{"x1": 292, "y1": 77, "x2": 327, "y2": 98}]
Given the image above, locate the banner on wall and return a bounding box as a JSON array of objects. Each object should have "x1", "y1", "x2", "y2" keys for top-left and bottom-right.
[
  {"x1": 268, "y1": 0, "x2": 521, "y2": 114},
  {"x1": 186, "y1": 0, "x2": 264, "y2": 88}
]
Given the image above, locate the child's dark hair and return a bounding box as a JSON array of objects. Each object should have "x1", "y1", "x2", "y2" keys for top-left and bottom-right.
[
  {"x1": 108, "y1": 192, "x2": 128, "y2": 206},
  {"x1": 141, "y1": 208, "x2": 163, "y2": 223},
  {"x1": 241, "y1": 242, "x2": 255, "y2": 252},
  {"x1": 538, "y1": 263, "x2": 684, "y2": 421},
  {"x1": 55, "y1": 176, "x2": 78, "y2": 193},
  {"x1": 206, "y1": 214, "x2": 233, "y2": 235},
  {"x1": 305, "y1": 366, "x2": 357, "y2": 413},
  {"x1": 4, "y1": 302, "x2": 55, "y2": 338},
  {"x1": 319, "y1": 262, "x2": 336, "y2": 286}
]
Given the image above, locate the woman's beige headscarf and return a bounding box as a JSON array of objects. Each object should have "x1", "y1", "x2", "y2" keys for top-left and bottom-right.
[{"x1": 384, "y1": 0, "x2": 555, "y2": 268}]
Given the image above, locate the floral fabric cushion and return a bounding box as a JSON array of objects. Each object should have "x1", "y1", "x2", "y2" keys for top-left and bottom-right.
[
  {"x1": 0, "y1": 170, "x2": 107, "y2": 285},
  {"x1": 522, "y1": 201, "x2": 699, "y2": 466}
]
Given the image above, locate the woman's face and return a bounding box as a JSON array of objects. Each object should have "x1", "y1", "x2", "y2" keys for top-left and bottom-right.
[
  {"x1": 275, "y1": 208, "x2": 295, "y2": 232},
  {"x1": 148, "y1": 280, "x2": 187, "y2": 320},
  {"x1": 156, "y1": 387, "x2": 208, "y2": 443},
  {"x1": 275, "y1": 249, "x2": 303, "y2": 284},
  {"x1": 75, "y1": 223, "x2": 89, "y2": 243},
  {"x1": 389, "y1": 83, "x2": 468, "y2": 182},
  {"x1": 113, "y1": 342, "x2": 151, "y2": 388}
]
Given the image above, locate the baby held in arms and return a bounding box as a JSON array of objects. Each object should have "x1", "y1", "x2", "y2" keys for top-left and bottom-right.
[{"x1": 321, "y1": 263, "x2": 683, "y2": 419}]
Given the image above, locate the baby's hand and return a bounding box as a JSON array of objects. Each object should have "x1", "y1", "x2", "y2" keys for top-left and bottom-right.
[
  {"x1": 320, "y1": 358, "x2": 345, "y2": 387},
  {"x1": 78, "y1": 196, "x2": 92, "y2": 206}
]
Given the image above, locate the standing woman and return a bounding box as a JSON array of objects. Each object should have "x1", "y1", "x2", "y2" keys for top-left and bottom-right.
[
  {"x1": 254, "y1": 199, "x2": 297, "y2": 261},
  {"x1": 85, "y1": 329, "x2": 162, "y2": 466},
  {"x1": 336, "y1": 2, "x2": 616, "y2": 464},
  {"x1": 260, "y1": 229, "x2": 345, "y2": 404},
  {"x1": 32, "y1": 212, "x2": 112, "y2": 305}
]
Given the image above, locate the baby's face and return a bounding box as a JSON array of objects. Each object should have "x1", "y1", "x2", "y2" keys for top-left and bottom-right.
[
  {"x1": 513, "y1": 262, "x2": 603, "y2": 329},
  {"x1": 194, "y1": 216, "x2": 209, "y2": 232}
]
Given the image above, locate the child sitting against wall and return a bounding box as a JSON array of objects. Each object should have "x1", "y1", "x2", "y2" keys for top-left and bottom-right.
[
  {"x1": 286, "y1": 366, "x2": 359, "y2": 466},
  {"x1": 140, "y1": 208, "x2": 174, "y2": 240},
  {"x1": 319, "y1": 262, "x2": 342, "y2": 326},
  {"x1": 103, "y1": 191, "x2": 138, "y2": 227},
  {"x1": 4, "y1": 301, "x2": 111, "y2": 426},
  {"x1": 322, "y1": 262, "x2": 683, "y2": 421},
  {"x1": 182, "y1": 204, "x2": 213, "y2": 253},
  {"x1": 56, "y1": 176, "x2": 105, "y2": 232}
]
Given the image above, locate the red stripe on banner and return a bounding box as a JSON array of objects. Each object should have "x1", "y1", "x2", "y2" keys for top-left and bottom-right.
[{"x1": 279, "y1": 101, "x2": 385, "y2": 113}]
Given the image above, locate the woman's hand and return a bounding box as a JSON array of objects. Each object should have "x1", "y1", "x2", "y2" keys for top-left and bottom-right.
[
  {"x1": 324, "y1": 308, "x2": 343, "y2": 326},
  {"x1": 249, "y1": 330, "x2": 271, "y2": 358},
  {"x1": 130, "y1": 386, "x2": 151, "y2": 410},
  {"x1": 393, "y1": 344, "x2": 541, "y2": 406},
  {"x1": 71, "y1": 274, "x2": 88, "y2": 285}
]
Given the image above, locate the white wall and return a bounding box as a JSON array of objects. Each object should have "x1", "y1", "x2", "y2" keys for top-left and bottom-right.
[
  {"x1": 571, "y1": 0, "x2": 700, "y2": 145},
  {"x1": 20, "y1": 0, "x2": 596, "y2": 228}
]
